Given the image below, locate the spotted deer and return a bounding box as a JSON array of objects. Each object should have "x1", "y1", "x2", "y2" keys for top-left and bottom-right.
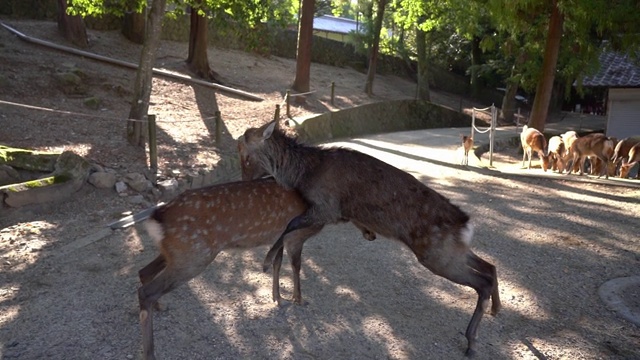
[
  {"x1": 137, "y1": 179, "x2": 325, "y2": 360},
  {"x1": 239, "y1": 120, "x2": 501, "y2": 356},
  {"x1": 520, "y1": 125, "x2": 549, "y2": 170}
]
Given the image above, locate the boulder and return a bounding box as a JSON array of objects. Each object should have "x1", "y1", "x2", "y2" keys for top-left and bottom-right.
[{"x1": 1, "y1": 151, "x2": 91, "y2": 207}]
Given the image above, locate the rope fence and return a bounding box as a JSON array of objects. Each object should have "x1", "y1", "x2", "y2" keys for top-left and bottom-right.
[{"x1": 471, "y1": 104, "x2": 498, "y2": 166}]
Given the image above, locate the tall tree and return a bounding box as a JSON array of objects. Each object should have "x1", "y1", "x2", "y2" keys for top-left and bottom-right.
[
  {"x1": 528, "y1": 0, "x2": 563, "y2": 131},
  {"x1": 415, "y1": 20, "x2": 430, "y2": 101},
  {"x1": 364, "y1": 0, "x2": 387, "y2": 96},
  {"x1": 291, "y1": 0, "x2": 315, "y2": 94},
  {"x1": 127, "y1": 0, "x2": 166, "y2": 146},
  {"x1": 57, "y1": 0, "x2": 88, "y2": 47},
  {"x1": 186, "y1": 3, "x2": 220, "y2": 82}
]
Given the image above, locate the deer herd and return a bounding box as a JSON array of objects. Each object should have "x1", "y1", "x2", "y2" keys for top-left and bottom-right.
[
  {"x1": 135, "y1": 117, "x2": 637, "y2": 359},
  {"x1": 519, "y1": 125, "x2": 639, "y2": 179}
]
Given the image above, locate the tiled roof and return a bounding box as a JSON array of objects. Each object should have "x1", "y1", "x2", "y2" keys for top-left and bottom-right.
[
  {"x1": 582, "y1": 51, "x2": 640, "y2": 88},
  {"x1": 313, "y1": 15, "x2": 360, "y2": 35}
]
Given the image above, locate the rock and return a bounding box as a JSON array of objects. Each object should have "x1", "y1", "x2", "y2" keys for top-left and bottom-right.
[
  {"x1": 88, "y1": 171, "x2": 117, "y2": 189},
  {"x1": 127, "y1": 194, "x2": 145, "y2": 204},
  {"x1": 0, "y1": 165, "x2": 20, "y2": 186},
  {"x1": 0, "y1": 146, "x2": 60, "y2": 172},
  {"x1": 157, "y1": 178, "x2": 179, "y2": 193},
  {"x1": 123, "y1": 173, "x2": 151, "y2": 192},
  {"x1": 115, "y1": 181, "x2": 128, "y2": 194},
  {"x1": 54, "y1": 72, "x2": 81, "y2": 86},
  {"x1": 1, "y1": 151, "x2": 90, "y2": 207},
  {"x1": 83, "y1": 97, "x2": 101, "y2": 110}
]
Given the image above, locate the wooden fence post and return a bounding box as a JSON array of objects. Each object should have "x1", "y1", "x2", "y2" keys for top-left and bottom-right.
[
  {"x1": 147, "y1": 114, "x2": 157, "y2": 182},
  {"x1": 330, "y1": 81, "x2": 335, "y2": 105},
  {"x1": 286, "y1": 90, "x2": 291, "y2": 118},
  {"x1": 215, "y1": 111, "x2": 222, "y2": 144}
]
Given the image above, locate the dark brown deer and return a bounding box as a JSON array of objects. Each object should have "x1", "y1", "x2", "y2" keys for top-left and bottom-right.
[
  {"x1": 138, "y1": 179, "x2": 325, "y2": 360},
  {"x1": 620, "y1": 143, "x2": 640, "y2": 179},
  {"x1": 461, "y1": 134, "x2": 474, "y2": 166},
  {"x1": 520, "y1": 125, "x2": 549, "y2": 170},
  {"x1": 565, "y1": 133, "x2": 614, "y2": 179},
  {"x1": 240, "y1": 120, "x2": 501, "y2": 356}
]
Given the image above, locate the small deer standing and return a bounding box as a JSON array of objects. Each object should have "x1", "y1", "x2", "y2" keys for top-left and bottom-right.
[
  {"x1": 461, "y1": 134, "x2": 474, "y2": 166},
  {"x1": 240, "y1": 120, "x2": 501, "y2": 356}
]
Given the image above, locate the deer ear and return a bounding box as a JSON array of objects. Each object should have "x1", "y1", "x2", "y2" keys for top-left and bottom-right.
[{"x1": 262, "y1": 120, "x2": 277, "y2": 140}]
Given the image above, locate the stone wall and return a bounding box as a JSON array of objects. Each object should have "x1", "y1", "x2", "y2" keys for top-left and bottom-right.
[{"x1": 293, "y1": 100, "x2": 471, "y2": 144}]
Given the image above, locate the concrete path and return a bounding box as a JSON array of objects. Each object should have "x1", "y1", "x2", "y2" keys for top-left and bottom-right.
[
  {"x1": 325, "y1": 112, "x2": 640, "y2": 333},
  {"x1": 327, "y1": 113, "x2": 640, "y2": 189}
]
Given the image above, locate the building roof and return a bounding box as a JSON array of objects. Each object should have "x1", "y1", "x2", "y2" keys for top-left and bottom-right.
[
  {"x1": 313, "y1": 15, "x2": 360, "y2": 35},
  {"x1": 582, "y1": 51, "x2": 640, "y2": 88}
]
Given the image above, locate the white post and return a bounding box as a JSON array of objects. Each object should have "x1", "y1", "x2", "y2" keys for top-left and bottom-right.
[{"x1": 489, "y1": 104, "x2": 496, "y2": 167}]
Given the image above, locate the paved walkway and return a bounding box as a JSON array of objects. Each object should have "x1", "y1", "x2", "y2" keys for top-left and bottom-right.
[
  {"x1": 328, "y1": 113, "x2": 640, "y2": 189},
  {"x1": 326, "y1": 112, "x2": 640, "y2": 330}
]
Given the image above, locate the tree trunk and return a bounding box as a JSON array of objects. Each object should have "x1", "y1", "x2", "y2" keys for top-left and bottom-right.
[
  {"x1": 501, "y1": 53, "x2": 525, "y2": 124},
  {"x1": 364, "y1": 0, "x2": 387, "y2": 96},
  {"x1": 291, "y1": 0, "x2": 315, "y2": 94},
  {"x1": 122, "y1": 10, "x2": 146, "y2": 44},
  {"x1": 127, "y1": 0, "x2": 166, "y2": 146},
  {"x1": 415, "y1": 24, "x2": 430, "y2": 101},
  {"x1": 501, "y1": 84, "x2": 519, "y2": 124},
  {"x1": 56, "y1": 0, "x2": 88, "y2": 48},
  {"x1": 528, "y1": 0, "x2": 564, "y2": 131},
  {"x1": 470, "y1": 36, "x2": 482, "y2": 99},
  {"x1": 186, "y1": 5, "x2": 220, "y2": 82}
]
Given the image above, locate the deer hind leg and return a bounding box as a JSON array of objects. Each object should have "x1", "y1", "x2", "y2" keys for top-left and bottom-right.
[
  {"x1": 419, "y1": 251, "x2": 494, "y2": 357},
  {"x1": 139, "y1": 255, "x2": 168, "y2": 311},
  {"x1": 139, "y1": 255, "x2": 166, "y2": 285},
  {"x1": 271, "y1": 247, "x2": 284, "y2": 305},
  {"x1": 138, "y1": 250, "x2": 215, "y2": 360},
  {"x1": 466, "y1": 252, "x2": 501, "y2": 315},
  {"x1": 281, "y1": 225, "x2": 323, "y2": 304},
  {"x1": 138, "y1": 266, "x2": 191, "y2": 360},
  {"x1": 595, "y1": 156, "x2": 609, "y2": 179},
  {"x1": 263, "y1": 211, "x2": 321, "y2": 272}
]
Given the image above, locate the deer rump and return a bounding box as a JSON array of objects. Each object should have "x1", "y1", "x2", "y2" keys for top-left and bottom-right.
[{"x1": 240, "y1": 120, "x2": 501, "y2": 356}]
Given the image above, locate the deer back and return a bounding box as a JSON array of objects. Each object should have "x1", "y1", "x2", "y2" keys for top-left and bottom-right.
[
  {"x1": 613, "y1": 137, "x2": 640, "y2": 163},
  {"x1": 149, "y1": 178, "x2": 308, "y2": 258},
  {"x1": 240, "y1": 121, "x2": 470, "y2": 242},
  {"x1": 522, "y1": 126, "x2": 547, "y2": 153}
]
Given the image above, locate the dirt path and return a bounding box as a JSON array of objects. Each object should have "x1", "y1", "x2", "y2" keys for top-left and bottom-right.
[{"x1": 2, "y1": 151, "x2": 640, "y2": 360}]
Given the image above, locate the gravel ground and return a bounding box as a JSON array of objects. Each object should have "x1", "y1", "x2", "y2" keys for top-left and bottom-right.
[{"x1": 2, "y1": 148, "x2": 639, "y2": 360}]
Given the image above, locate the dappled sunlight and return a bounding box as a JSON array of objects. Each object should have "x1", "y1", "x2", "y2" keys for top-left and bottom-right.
[
  {"x1": 361, "y1": 315, "x2": 413, "y2": 359},
  {"x1": 0, "y1": 304, "x2": 20, "y2": 328},
  {"x1": 334, "y1": 284, "x2": 362, "y2": 302},
  {"x1": 116, "y1": 227, "x2": 146, "y2": 277},
  {"x1": 0, "y1": 221, "x2": 57, "y2": 272}
]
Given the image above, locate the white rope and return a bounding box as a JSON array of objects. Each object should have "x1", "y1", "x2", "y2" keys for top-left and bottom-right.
[
  {"x1": 0, "y1": 99, "x2": 208, "y2": 123},
  {"x1": 472, "y1": 106, "x2": 493, "y2": 112},
  {"x1": 472, "y1": 123, "x2": 491, "y2": 134}
]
